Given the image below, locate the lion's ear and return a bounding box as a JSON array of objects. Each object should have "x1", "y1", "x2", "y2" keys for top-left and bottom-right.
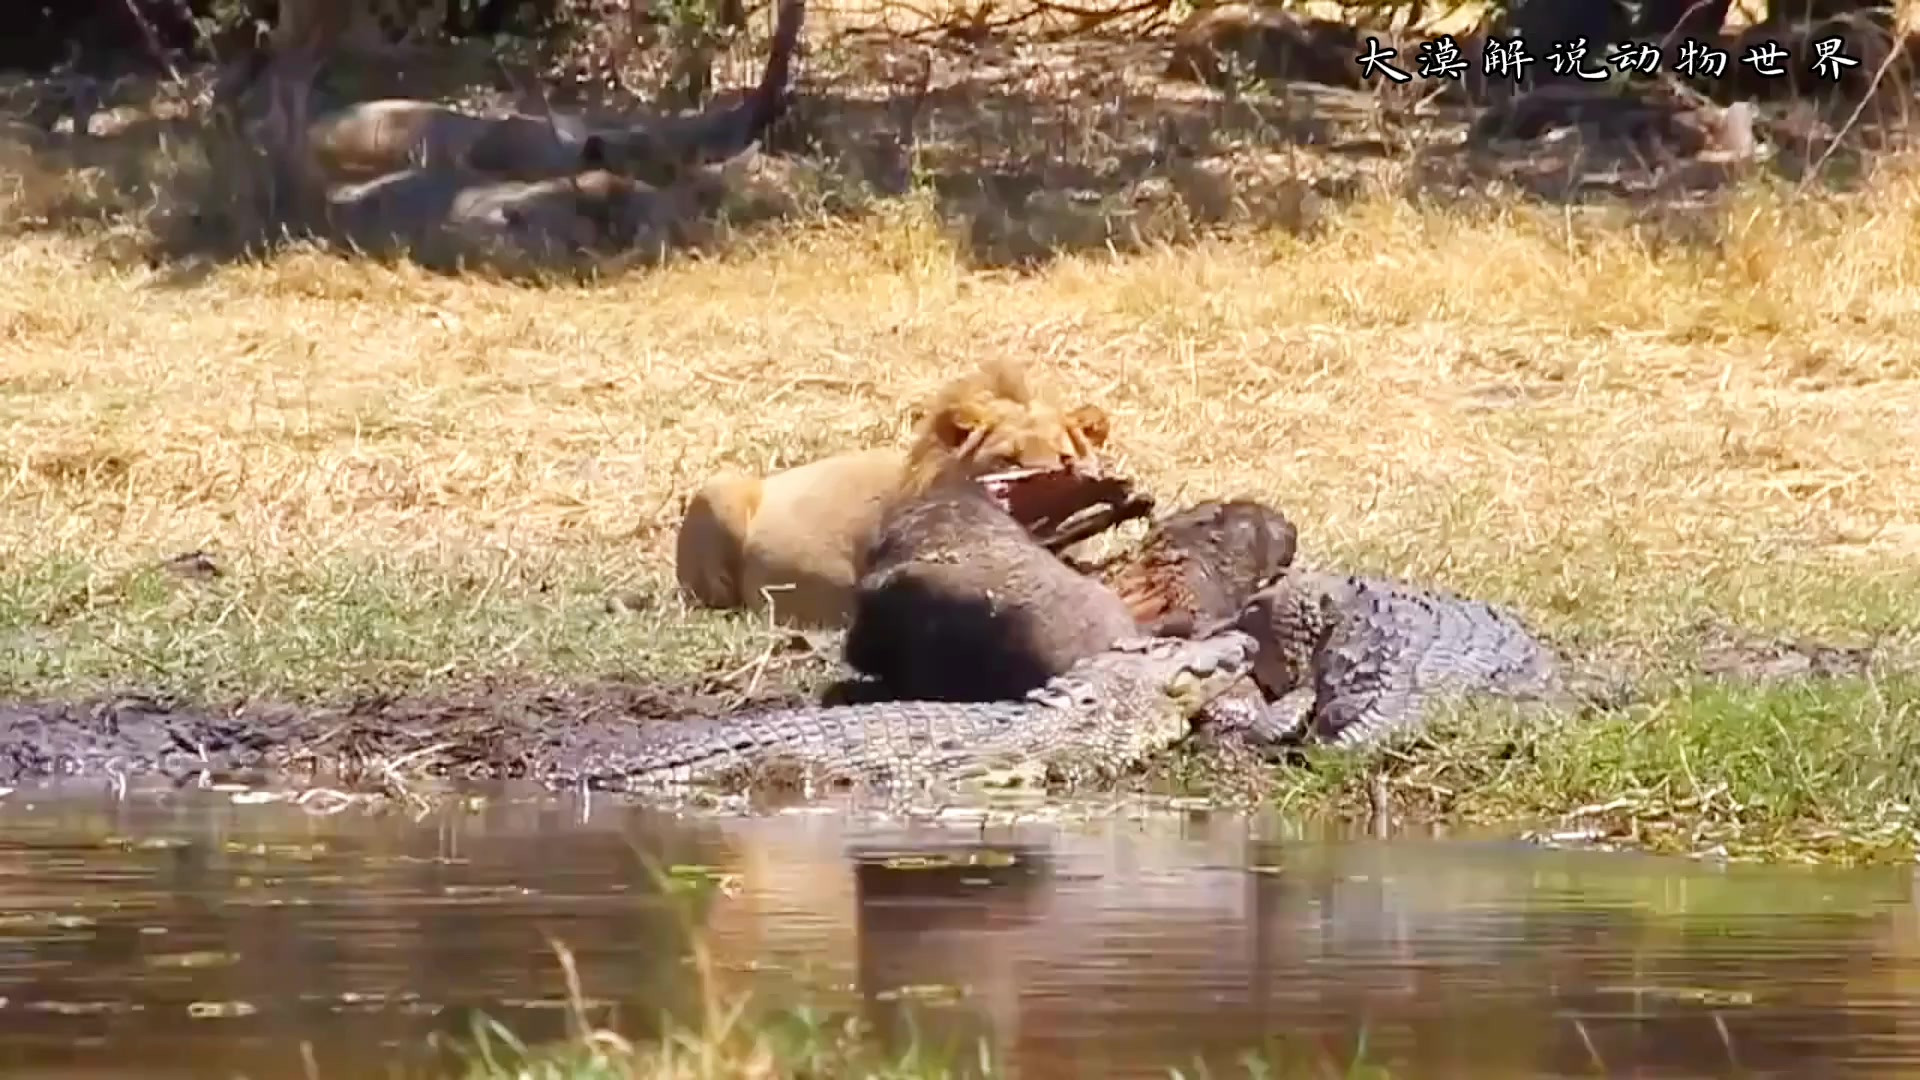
[
  {"x1": 928, "y1": 399, "x2": 994, "y2": 450},
  {"x1": 1067, "y1": 404, "x2": 1110, "y2": 449}
]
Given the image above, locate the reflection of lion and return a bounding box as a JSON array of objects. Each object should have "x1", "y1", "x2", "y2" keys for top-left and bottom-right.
[{"x1": 673, "y1": 358, "x2": 1112, "y2": 629}]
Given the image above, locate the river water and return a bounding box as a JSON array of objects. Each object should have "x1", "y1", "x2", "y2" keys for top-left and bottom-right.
[{"x1": 1, "y1": 781, "x2": 1918, "y2": 1078}]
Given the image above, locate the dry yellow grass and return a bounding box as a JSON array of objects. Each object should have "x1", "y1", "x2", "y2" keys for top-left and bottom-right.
[
  {"x1": 5, "y1": 166, "x2": 1919, "y2": 670},
  {"x1": 3, "y1": 14, "x2": 1920, "y2": 703},
  {"x1": 0, "y1": 9, "x2": 1916, "y2": 870},
  {"x1": 815, "y1": 0, "x2": 1776, "y2": 36}
]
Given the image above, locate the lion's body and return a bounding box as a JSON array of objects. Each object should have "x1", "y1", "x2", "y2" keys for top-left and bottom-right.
[
  {"x1": 309, "y1": 100, "x2": 626, "y2": 185},
  {"x1": 306, "y1": 0, "x2": 806, "y2": 187},
  {"x1": 308, "y1": 99, "x2": 506, "y2": 181},
  {"x1": 672, "y1": 359, "x2": 1110, "y2": 629},
  {"x1": 675, "y1": 447, "x2": 904, "y2": 627},
  {"x1": 325, "y1": 166, "x2": 670, "y2": 266}
]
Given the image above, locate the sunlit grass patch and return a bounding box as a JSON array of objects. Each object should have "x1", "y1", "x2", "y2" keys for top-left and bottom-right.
[
  {"x1": 446, "y1": 1005, "x2": 995, "y2": 1080},
  {"x1": 4, "y1": 44, "x2": 1920, "y2": 858},
  {"x1": 446, "y1": 1007, "x2": 1398, "y2": 1080},
  {"x1": 0, "y1": 551, "x2": 817, "y2": 704},
  {"x1": 443, "y1": 977, "x2": 1389, "y2": 1080},
  {"x1": 1269, "y1": 674, "x2": 1920, "y2": 865}
]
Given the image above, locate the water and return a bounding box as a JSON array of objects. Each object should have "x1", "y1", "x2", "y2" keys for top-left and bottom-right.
[{"x1": 1, "y1": 782, "x2": 1919, "y2": 1079}]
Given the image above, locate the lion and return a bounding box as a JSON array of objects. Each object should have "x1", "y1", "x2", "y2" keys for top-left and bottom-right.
[
  {"x1": 325, "y1": 166, "x2": 680, "y2": 268},
  {"x1": 672, "y1": 358, "x2": 1114, "y2": 630},
  {"x1": 307, "y1": 99, "x2": 509, "y2": 181},
  {"x1": 304, "y1": 0, "x2": 806, "y2": 186}
]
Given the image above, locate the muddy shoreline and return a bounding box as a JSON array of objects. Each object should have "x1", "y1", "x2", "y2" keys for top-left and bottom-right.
[
  {"x1": 0, "y1": 616, "x2": 1888, "y2": 793},
  {"x1": 0, "y1": 675, "x2": 817, "y2": 790}
]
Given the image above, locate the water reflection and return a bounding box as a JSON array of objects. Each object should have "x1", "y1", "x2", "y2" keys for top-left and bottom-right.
[{"x1": 0, "y1": 782, "x2": 1917, "y2": 1078}]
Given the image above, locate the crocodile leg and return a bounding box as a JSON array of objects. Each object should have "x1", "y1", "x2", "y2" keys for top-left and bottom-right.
[
  {"x1": 1232, "y1": 570, "x2": 1573, "y2": 750},
  {"x1": 1304, "y1": 609, "x2": 1425, "y2": 747},
  {"x1": 1190, "y1": 689, "x2": 1314, "y2": 756}
]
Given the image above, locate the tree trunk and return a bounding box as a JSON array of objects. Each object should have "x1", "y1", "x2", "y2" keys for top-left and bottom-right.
[
  {"x1": 269, "y1": 0, "x2": 378, "y2": 53},
  {"x1": 1634, "y1": 0, "x2": 1733, "y2": 39},
  {"x1": 474, "y1": 0, "x2": 512, "y2": 34},
  {"x1": 207, "y1": 0, "x2": 356, "y2": 246}
]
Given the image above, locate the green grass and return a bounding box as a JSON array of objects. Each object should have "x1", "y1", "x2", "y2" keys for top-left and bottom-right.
[
  {"x1": 419, "y1": 910, "x2": 1395, "y2": 1080},
  {"x1": 1262, "y1": 675, "x2": 1920, "y2": 865},
  {"x1": 7, "y1": 544, "x2": 1919, "y2": 863},
  {"x1": 6, "y1": 35, "x2": 1920, "y2": 866},
  {"x1": 442, "y1": 1005, "x2": 998, "y2": 1080},
  {"x1": 0, "y1": 551, "x2": 808, "y2": 705},
  {"x1": 439, "y1": 1003, "x2": 1394, "y2": 1080}
]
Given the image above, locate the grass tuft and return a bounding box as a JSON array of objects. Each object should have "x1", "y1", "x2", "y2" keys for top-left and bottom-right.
[
  {"x1": 1268, "y1": 675, "x2": 1920, "y2": 865},
  {"x1": 4, "y1": 31, "x2": 1920, "y2": 859}
]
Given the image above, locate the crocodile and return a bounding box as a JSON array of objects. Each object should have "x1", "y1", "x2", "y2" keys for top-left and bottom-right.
[
  {"x1": 0, "y1": 632, "x2": 1256, "y2": 793},
  {"x1": 586, "y1": 631, "x2": 1261, "y2": 793},
  {"x1": 1212, "y1": 568, "x2": 1606, "y2": 750}
]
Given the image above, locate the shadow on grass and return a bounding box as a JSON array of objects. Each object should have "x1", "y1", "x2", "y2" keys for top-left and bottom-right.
[{"x1": 0, "y1": 23, "x2": 1906, "y2": 279}]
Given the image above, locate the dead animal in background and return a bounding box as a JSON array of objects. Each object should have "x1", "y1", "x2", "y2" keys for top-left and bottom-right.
[{"x1": 843, "y1": 465, "x2": 1142, "y2": 702}]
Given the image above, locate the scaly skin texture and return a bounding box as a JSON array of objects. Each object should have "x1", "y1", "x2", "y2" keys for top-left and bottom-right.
[
  {"x1": 0, "y1": 632, "x2": 1256, "y2": 792},
  {"x1": 606, "y1": 631, "x2": 1261, "y2": 792},
  {"x1": 1227, "y1": 569, "x2": 1571, "y2": 748}
]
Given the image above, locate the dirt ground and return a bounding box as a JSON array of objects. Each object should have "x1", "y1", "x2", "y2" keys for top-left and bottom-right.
[
  {"x1": 0, "y1": 670, "x2": 820, "y2": 790},
  {"x1": 0, "y1": 614, "x2": 1882, "y2": 794},
  {"x1": 0, "y1": 7, "x2": 1916, "y2": 850}
]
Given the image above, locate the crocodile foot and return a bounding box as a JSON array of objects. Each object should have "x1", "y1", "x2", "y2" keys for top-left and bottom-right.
[{"x1": 969, "y1": 759, "x2": 1052, "y2": 790}]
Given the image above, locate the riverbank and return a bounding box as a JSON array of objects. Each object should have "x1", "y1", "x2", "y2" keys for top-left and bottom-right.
[
  {"x1": 5, "y1": 115, "x2": 1919, "y2": 863},
  {"x1": 4, "y1": 664, "x2": 1910, "y2": 865},
  {"x1": 38, "y1": 782, "x2": 1836, "y2": 1079}
]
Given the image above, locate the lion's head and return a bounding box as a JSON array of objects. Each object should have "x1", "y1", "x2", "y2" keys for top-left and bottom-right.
[
  {"x1": 888, "y1": 357, "x2": 1130, "y2": 542},
  {"x1": 899, "y1": 357, "x2": 1110, "y2": 493}
]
